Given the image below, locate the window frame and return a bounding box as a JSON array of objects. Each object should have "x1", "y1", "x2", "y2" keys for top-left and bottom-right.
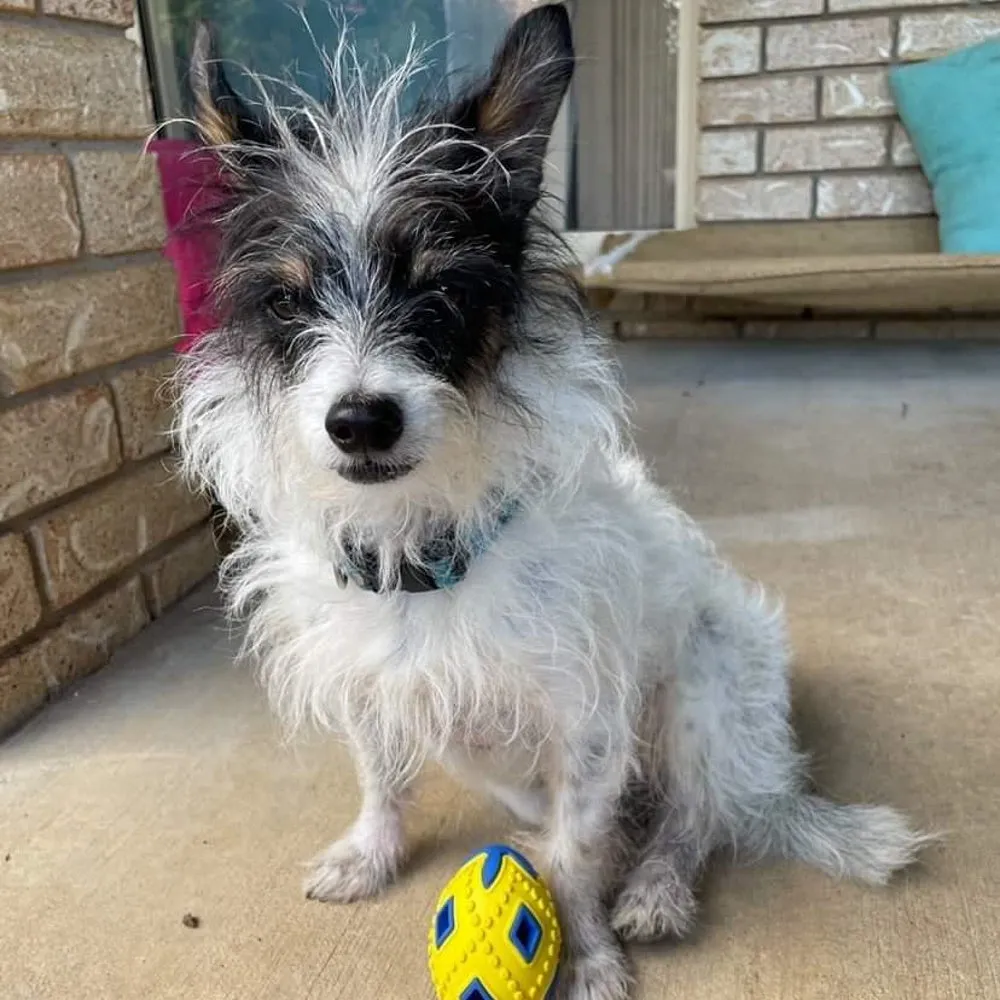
[{"x1": 138, "y1": 0, "x2": 700, "y2": 252}]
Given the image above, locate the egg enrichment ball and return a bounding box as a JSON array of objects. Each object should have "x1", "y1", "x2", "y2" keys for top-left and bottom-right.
[{"x1": 428, "y1": 845, "x2": 562, "y2": 1000}]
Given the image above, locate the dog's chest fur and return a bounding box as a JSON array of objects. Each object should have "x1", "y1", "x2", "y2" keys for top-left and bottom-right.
[{"x1": 237, "y1": 454, "x2": 704, "y2": 762}]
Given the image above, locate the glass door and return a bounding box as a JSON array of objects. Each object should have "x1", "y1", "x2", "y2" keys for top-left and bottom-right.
[{"x1": 140, "y1": 0, "x2": 688, "y2": 231}]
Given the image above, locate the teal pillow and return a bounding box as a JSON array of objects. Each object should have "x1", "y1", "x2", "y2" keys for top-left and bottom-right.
[{"x1": 891, "y1": 40, "x2": 1000, "y2": 253}]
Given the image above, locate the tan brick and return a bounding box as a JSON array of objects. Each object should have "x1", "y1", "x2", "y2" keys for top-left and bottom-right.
[
  {"x1": 898, "y1": 10, "x2": 1000, "y2": 60},
  {"x1": 144, "y1": 524, "x2": 217, "y2": 616},
  {"x1": 699, "y1": 129, "x2": 758, "y2": 177},
  {"x1": 41, "y1": 0, "x2": 134, "y2": 26},
  {"x1": 876, "y1": 319, "x2": 1000, "y2": 341},
  {"x1": 0, "y1": 0, "x2": 34, "y2": 9},
  {"x1": 72, "y1": 151, "x2": 166, "y2": 255},
  {"x1": 0, "y1": 643, "x2": 50, "y2": 735},
  {"x1": 700, "y1": 76, "x2": 816, "y2": 126},
  {"x1": 644, "y1": 294, "x2": 692, "y2": 316},
  {"x1": 0, "y1": 156, "x2": 81, "y2": 270},
  {"x1": 832, "y1": 0, "x2": 972, "y2": 10},
  {"x1": 0, "y1": 534, "x2": 41, "y2": 649},
  {"x1": 764, "y1": 123, "x2": 887, "y2": 172},
  {"x1": 0, "y1": 578, "x2": 148, "y2": 732},
  {"x1": 767, "y1": 17, "x2": 893, "y2": 70},
  {"x1": 698, "y1": 177, "x2": 813, "y2": 222},
  {"x1": 32, "y1": 462, "x2": 210, "y2": 608},
  {"x1": 702, "y1": 0, "x2": 822, "y2": 22},
  {"x1": 891, "y1": 124, "x2": 919, "y2": 167},
  {"x1": 700, "y1": 26, "x2": 761, "y2": 78},
  {"x1": 618, "y1": 319, "x2": 740, "y2": 339},
  {"x1": 0, "y1": 264, "x2": 180, "y2": 395},
  {"x1": 0, "y1": 21, "x2": 151, "y2": 137},
  {"x1": 111, "y1": 358, "x2": 177, "y2": 461},
  {"x1": 34, "y1": 578, "x2": 148, "y2": 686},
  {"x1": 816, "y1": 172, "x2": 933, "y2": 218},
  {"x1": 597, "y1": 292, "x2": 691, "y2": 321},
  {"x1": 744, "y1": 319, "x2": 873, "y2": 339},
  {"x1": 690, "y1": 298, "x2": 805, "y2": 318},
  {"x1": 0, "y1": 387, "x2": 120, "y2": 521},
  {"x1": 821, "y1": 69, "x2": 895, "y2": 119},
  {"x1": 604, "y1": 292, "x2": 650, "y2": 316}
]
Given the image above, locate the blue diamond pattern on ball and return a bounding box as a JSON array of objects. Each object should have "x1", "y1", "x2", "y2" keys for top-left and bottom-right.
[
  {"x1": 459, "y1": 978, "x2": 495, "y2": 1000},
  {"x1": 477, "y1": 843, "x2": 539, "y2": 889},
  {"x1": 510, "y1": 903, "x2": 543, "y2": 963},
  {"x1": 435, "y1": 896, "x2": 455, "y2": 949}
]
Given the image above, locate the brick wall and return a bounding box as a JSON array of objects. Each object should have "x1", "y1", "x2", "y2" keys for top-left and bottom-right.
[
  {"x1": 697, "y1": 0, "x2": 1000, "y2": 222},
  {"x1": 0, "y1": 2, "x2": 218, "y2": 735}
]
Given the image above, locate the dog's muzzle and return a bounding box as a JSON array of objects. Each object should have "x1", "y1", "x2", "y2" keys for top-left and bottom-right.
[{"x1": 325, "y1": 393, "x2": 410, "y2": 484}]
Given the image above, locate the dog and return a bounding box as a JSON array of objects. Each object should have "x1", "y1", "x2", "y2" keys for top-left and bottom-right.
[{"x1": 176, "y1": 6, "x2": 928, "y2": 998}]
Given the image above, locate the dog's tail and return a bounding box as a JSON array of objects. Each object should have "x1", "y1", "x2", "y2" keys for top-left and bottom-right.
[{"x1": 754, "y1": 793, "x2": 935, "y2": 885}]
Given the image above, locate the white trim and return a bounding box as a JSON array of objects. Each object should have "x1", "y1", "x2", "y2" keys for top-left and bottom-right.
[
  {"x1": 674, "y1": 0, "x2": 700, "y2": 230},
  {"x1": 559, "y1": 0, "x2": 698, "y2": 269}
]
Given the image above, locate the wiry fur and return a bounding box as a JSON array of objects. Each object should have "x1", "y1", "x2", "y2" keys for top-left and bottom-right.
[{"x1": 176, "y1": 8, "x2": 930, "y2": 999}]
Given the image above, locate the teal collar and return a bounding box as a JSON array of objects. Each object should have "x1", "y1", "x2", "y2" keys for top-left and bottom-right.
[{"x1": 337, "y1": 500, "x2": 520, "y2": 594}]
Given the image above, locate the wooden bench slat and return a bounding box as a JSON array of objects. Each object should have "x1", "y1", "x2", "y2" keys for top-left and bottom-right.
[{"x1": 581, "y1": 221, "x2": 1000, "y2": 312}]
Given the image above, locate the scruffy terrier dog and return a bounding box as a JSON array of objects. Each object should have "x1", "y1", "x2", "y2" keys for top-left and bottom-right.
[{"x1": 177, "y1": 6, "x2": 927, "y2": 997}]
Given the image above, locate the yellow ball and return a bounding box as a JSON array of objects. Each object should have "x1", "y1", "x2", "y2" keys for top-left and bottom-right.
[{"x1": 428, "y1": 845, "x2": 562, "y2": 1000}]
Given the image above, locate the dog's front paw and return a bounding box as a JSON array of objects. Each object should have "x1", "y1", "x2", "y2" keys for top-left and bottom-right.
[
  {"x1": 556, "y1": 944, "x2": 630, "y2": 1000},
  {"x1": 304, "y1": 838, "x2": 399, "y2": 904},
  {"x1": 611, "y1": 867, "x2": 697, "y2": 942}
]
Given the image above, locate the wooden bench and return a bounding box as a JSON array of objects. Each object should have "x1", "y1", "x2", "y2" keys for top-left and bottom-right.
[{"x1": 580, "y1": 218, "x2": 1000, "y2": 315}]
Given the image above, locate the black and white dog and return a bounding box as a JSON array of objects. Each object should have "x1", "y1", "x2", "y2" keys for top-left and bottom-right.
[{"x1": 177, "y1": 6, "x2": 927, "y2": 997}]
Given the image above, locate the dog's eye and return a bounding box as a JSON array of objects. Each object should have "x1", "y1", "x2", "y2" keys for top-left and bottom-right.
[
  {"x1": 433, "y1": 276, "x2": 467, "y2": 302},
  {"x1": 267, "y1": 290, "x2": 299, "y2": 323}
]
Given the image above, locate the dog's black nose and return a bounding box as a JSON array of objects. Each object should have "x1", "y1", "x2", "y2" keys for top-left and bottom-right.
[{"x1": 325, "y1": 395, "x2": 404, "y2": 454}]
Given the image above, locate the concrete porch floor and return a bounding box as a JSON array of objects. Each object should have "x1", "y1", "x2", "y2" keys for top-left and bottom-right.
[{"x1": 3, "y1": 342, "x2": 1000, "y2": 1000}]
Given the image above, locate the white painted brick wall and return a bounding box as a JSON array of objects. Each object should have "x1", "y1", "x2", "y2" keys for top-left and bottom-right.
[
  {"x1": 816, "y1": 172, "x2": 933, "y2": 217},
  {"x1": 830, "y1": 0, "x2": 973, "y2": 10},
  {"x1": 821, "y1": 70, "x2": 893, "y2": 119},
  {"x1": 898, "y1": 10, "x2": 1000, "y2": 60},
  {"x1": 697, "y1": 0, "x2": 998, "y2": 221},
  {"x1": 700, "y1": 76, "x2": 816, "y2": 126},
  {"x1": 702, "y1": 0, "x2": 822, "y2": 22},
  {"x1": 766, "y1": 18, "x2": 893, "y2": 71},
  {"x1": 700, "y1": 26, "x2": 762, "y2": 78},
  {"x1": 764, "y1": 123, "x2": 888, "y2": 172},
  {"x1": 698, "y1": 177, "x2": 812, "y2": 221},
  {"x1": 699, "y1": 129, "x2": 758, "y2": 176},
  {"x1": 890, "y1": 124, "x2": 919, "y2": 167}
]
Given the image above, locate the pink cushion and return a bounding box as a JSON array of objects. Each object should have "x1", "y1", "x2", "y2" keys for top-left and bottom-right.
[{"x1": 150, "y1": 139, "x2": 226, "y2": 353}]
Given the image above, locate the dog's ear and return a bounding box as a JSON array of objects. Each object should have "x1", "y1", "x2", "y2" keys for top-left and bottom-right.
[
  {"x1": 451, "y1": 4, "x2": 574, "y2": 199},
  {"x1": 189, "y1": 21, "x2": 269, "y2": 146}
]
